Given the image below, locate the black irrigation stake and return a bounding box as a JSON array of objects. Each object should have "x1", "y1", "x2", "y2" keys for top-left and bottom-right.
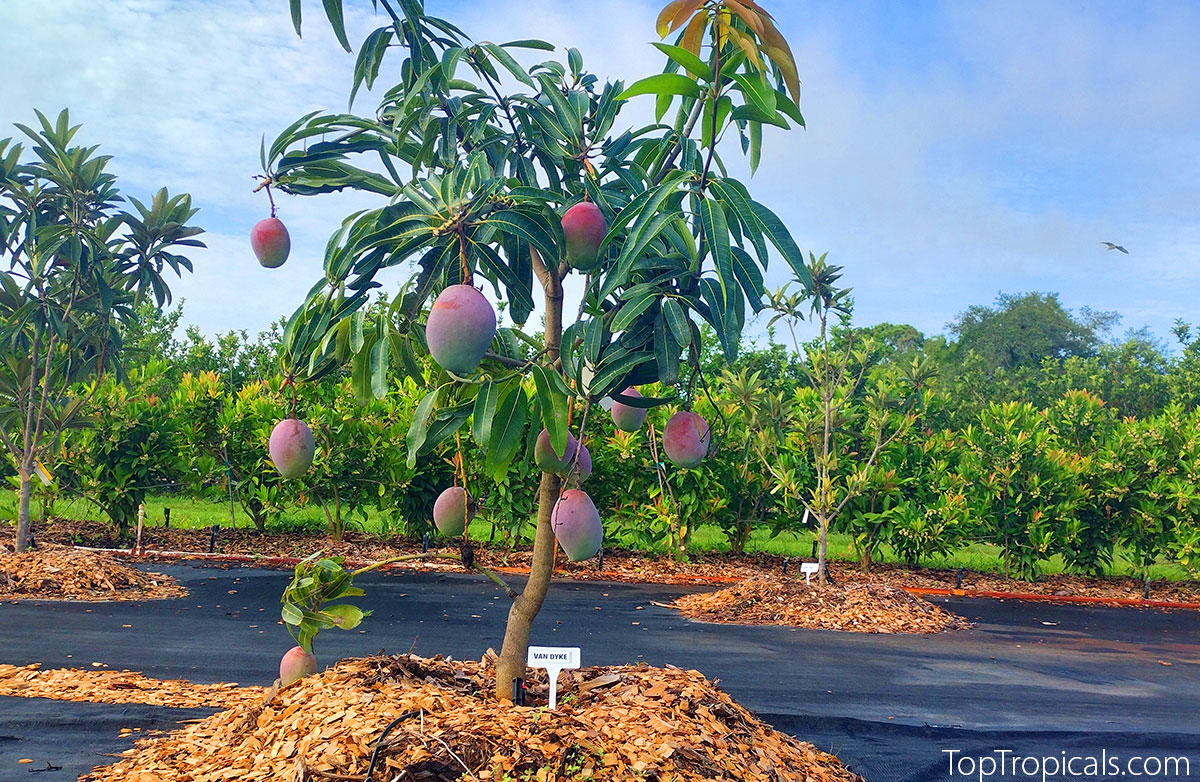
[
  {"x1": 208, "y1": 524, "x2": 219, "y2": 554},
  {"x1": 164, "y1": 507, "x2": 171, "y2": 528},
  {"x1": 1144, "y1": 575, "x2": 1152, "y2": 600},
  {"x1": 956, "y1": 568, "x2": 963, "y2": 589},
  {"x1": 511, "y1": 677, "x2": 526, "y2": 706},
  {"x1": 597, "y1": 547, "x2": 604, "y2": 572},
  {"x1": 422, "y1": 534, "x2": 429, "y2": 554},
  {"x1": 810, "y1": 540, "x2": 818, "y2": 559},
  {"x1": 782, "y1": 558, "x2": 790, "y2": 575}
]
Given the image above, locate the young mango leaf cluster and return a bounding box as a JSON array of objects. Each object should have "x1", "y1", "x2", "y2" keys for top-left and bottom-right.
[
  {"x1": 280, "y1": 553, "x2": 369, "y2": 654},
  {"x1": 266, "y1": 0, "x2": 811, "y2": 483}
]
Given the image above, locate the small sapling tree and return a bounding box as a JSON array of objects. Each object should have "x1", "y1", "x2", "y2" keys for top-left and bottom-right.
[
  {"x1": 760, "y1": 254, "x2": 927, "y2": 585},
  {"x1": 0, "y1": 110, "x2": 203, "y2": 551},
  {"x1": 265, "y1": 0, "x2": 808, "y2": 698}
]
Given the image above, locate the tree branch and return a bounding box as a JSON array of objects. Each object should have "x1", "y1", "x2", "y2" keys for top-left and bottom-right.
[
  {"x1": 351, "y1": 552, "x2": 517, "y2": 599},
  {"x1": 483, "y1": 351, "x2": 529, "y2": 369},
  {"x1": 651, "y1": 97, "x2": 705, "y2": 186}
]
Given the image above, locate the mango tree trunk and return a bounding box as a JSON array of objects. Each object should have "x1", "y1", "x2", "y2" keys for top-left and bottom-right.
[
  {"x1": 494, "y1": 257, "x2": 563, "y2": 700},
  {"x1": 15, "y1": 468, "x2": 31, "y2": 553},
  {"x1": 817, "y1": 515, "x2": 829, "y2": 586},
  {"x1": 494, "y1": 469, "x2": 561, "y2": 698}
]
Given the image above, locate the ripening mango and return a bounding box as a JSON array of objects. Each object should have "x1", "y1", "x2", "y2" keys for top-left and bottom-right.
[
  {"x1": 279, "y1": 645, "x2": 317, "y2": 686},
  {"x1": 561, "y1": 201, "x2": 606, "y2": 271},
  {"x1": 663, "y1": 410, "x2": 709, "y2": 468},
  {"x1": 269, "y1": 418, "x2": 315, "y2": 478},
  {"x1": 610, "y1": 387, "x2": 647, "y2": 432},
  {"x1": 551, "y1": 489, "x2": 603, "y2": 561},
  {"x1": 534, "y1": 428, "x2": 578, "y2": 475},
  {"x1": 433, "y1": 486, "x2": 476, "y2": 536},
  {"x1": 251, "y1": 217, "x2": 291, "y2": 268},
  {"x1": 425, "y1": 285, "x2": 497, "y2": 375},
  {"x1": 568, "y1": 443, "x2": 592, "y2": 486}
]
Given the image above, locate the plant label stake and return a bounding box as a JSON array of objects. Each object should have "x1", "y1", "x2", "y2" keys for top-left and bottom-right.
[
  {"x1": 134, "y1": 504, "x2": 145, "y2": 555},
  {"x1": 34, "y1": 460, "x2": 53, "y2": 487},
  {"x1": 527, "y1": 646, "x2": 580, "y2": 710},
  {"x1": 800, "y1": 562, "x2": 819, "y2": 585}
]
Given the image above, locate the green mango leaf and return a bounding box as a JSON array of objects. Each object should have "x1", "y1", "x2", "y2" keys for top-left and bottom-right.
[
  {"x1": 486, "y1": 385, "x2": 528, "y2": 481},
  {"x1": 320, "y1": 0, "x2": 352, "y2": 52},
  {"x1": 322, "y1": 603, "x2": 366, "y2": 630},
  {"x1": 730, "y1": 71, "x2": 777, "y2": 117},
  {"x1": 653, "y1": 313, "x2": 681, "y2": 386},
  {"x1": 406, "y1": 388, "x2": 440, "y2": 468},
  {"x1": 750, "y1": 200, "x2": 813, "y2": 289},
  {"x1": 480, "y1": 42, "x2": 536, "y2": 87},
  {"x1": 531, "y1": 365, "x2": 569, "y2": 455},
  {"x1": 651, "y1": 42, "x2": 713, "y2": 81},
  {"x1": 370, "y1": 316, "x2": 389, "y2": 399},
  {"x1": 499, "y1": 39, "x2": 555, "y2": 51},
  {"x1": 698, "y1": 194, "x2": 733, "y2": 299},
  {"x1": 611, "y1": 291, "x2": 658, "y2": 332},
  {"x1": 616, "y1": 74, "x2": 702, "y2": 101},
  {"x1": 482, "y1": 212, "x2": 560, "y2": 267},
  {"x1": 473, "y1": 380, "x2": 501, "y2": 447},
  {"x1": 662, "y1": 298, "x2": 691, "y2": 346},
  {"x1": 281, "y1": 603, "x2": 303, "y2": 626}
]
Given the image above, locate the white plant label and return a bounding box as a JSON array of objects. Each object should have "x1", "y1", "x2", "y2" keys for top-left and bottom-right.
[
  {"x1": 527, "y1": 646, "x2": 581, "y2": 709},
  {"x1": 800, "y1": 562, "x2": 819, "y2": 585}
]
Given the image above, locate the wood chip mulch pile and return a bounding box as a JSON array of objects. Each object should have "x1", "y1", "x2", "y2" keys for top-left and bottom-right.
[
  {"x1": 671, "y1": 577, "x2": 972, "y2": 634},
  {"x1": 0, "y1": 544, "x2": 185, "y2": 602},
  {"x1": 82, "y1": 653, "x2": 864, "y2": 782},
  {"x1": 0, "y1": 663, "x2": 263, "y2": 710}
]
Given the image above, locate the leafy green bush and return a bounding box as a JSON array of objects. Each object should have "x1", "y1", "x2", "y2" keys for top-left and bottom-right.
[
  {"x1": 958, "y1": 401, "x2": 1083, "y2": 579},
  {"x1": 64, "y1": 362, "x2": 182, "y2": 533}
]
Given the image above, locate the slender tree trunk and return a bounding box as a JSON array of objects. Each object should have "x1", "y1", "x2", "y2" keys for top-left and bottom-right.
[
  {"x1": 494, "y1": 255, "x2": 563, "y2": 700},
  {"x1": 15, "y1": 469, "x2": 32, "y2": 553},
  {"x1": 817, "y1": 515, "x2": 829, "y2": 586},
  {"x1": 495, "y1": 470, "x2": 561, "y2": 699},
  {"x1": 730, "y1": 521, "x2": 749, "y2": 555},
  {"x1": 817, "y1": 312, "x2": 832, "y2": 587}
]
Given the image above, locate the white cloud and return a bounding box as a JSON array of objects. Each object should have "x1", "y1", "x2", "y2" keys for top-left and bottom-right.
[{"x1": 3, "y1": 0, "x2": 1197, "y2": 345}]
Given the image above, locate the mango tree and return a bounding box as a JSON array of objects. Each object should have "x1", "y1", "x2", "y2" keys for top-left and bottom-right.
[
  {"x1": 0, "y1": 110, "x2": 203, "y2": 551},
  {"x1": 266, "y1": 0, "x2": 808, "y2": 698}
]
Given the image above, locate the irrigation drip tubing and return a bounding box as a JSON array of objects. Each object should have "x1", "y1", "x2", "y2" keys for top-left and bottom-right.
[{"x1": 364, "y1": 709, "x2": 420, "y2": 782}]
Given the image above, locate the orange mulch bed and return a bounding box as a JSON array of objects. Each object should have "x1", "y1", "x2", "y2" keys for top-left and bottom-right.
[
  {"x1": 8, "y1": 517, "x2": 1200, "y2": 603},
  {"x1": 0, "y1": 663, "x2": 263, "y2": 710},
  {"x1": 860, "y1": 562, "x2": 1200, "y2": 604},
  {"x1": 0, "y1": 544, "x2": 185, "y2": 602},
  {"x1": 671, "y1": 577, "x2": 972, "y2": 634},
  {"x1": 79, "y1": 653, "x2": 864, "y2": 782}
]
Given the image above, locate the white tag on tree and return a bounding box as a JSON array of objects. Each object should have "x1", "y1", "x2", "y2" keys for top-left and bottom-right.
[{"x1": 527, "y1": 646, "x2": 581, "y2": 709}]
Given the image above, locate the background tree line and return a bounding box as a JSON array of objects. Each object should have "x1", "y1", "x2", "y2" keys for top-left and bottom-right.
[{"x1": 9, "y1": 285, "x2": 1200, "y2": 583}]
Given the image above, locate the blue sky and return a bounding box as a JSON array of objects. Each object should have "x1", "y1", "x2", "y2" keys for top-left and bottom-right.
[{"x1": 2, "y1": 0, "x2": 1197, "y2": 347}]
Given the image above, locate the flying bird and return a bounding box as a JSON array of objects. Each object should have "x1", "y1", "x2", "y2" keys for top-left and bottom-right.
[{"x1": 1100, "y1": 242, "x2": 1129, "y2": 254}]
